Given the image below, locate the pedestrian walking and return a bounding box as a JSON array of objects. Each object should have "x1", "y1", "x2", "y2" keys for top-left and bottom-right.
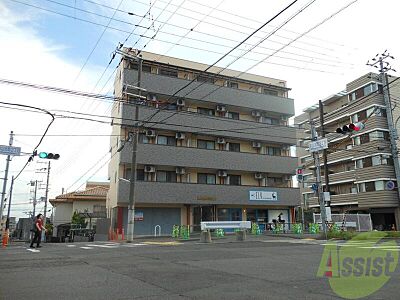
[{"x1": 30, "y1": 214, "x2": 46, "y2": 248}]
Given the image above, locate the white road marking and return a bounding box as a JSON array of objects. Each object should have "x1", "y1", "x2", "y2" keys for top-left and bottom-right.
[
  {"x1": 80, "y1": 246, "x2": 93, "y2": 250},
  {"x1": 27, "y1": 248, "x2": 40, "y2": 253},
  {"x1": 123, "y1": 243, "x2": 148, "y2": 247},
  {"x1": 66, "y1": 245, "x2": 76, "y2": 247},
  {"x1": 87, "y1": 244, "x2": 119, "y2": 248}
]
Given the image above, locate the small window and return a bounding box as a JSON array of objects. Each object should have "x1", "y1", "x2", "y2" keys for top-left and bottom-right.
[
  {"x1": 354, "y1": 136, "x2": 361, "y2": 146},
  {"x1": 227, "y1": 81, "x2": 238, "y2": 89},
  {"x1": 198, "y1": 140, "x2": 215, "y2": 150},
  {"x1": 157, "y1": 135, "x2": 176, "y2": 146},
  {"x1": 229, "y1": 175, "x2": 241, "y2": 186},
  {"x1": 227, "y1": 112, "x2": 239, "y2": 120},
  {"x1": 198, "y1": 173, "x2": 216, "y2": 184},
  {"x1": 362, "y1": 157, "x2": 373, "y2": 168},
  {"x1": 375, "y1": 181, "x2": 385, "y2": 191},
  {"x1": 360, "y1": 133, "x2": 370, "y2": 144},
  {"x1": 372, "y1": 155, "x2": 381, "y2": 166},
  {"x1": 197, "y1": 74, "x2": 214, "y2": 84},
  {"x1": 365, "y1": 181, "x2": 375, "y2": 192},
  {"x1": 159, "y1": 67, "x2": 178, "y2": 77},
  {"x1": 228, "y1": 143, "x2": 240, "y2": 152},
  {"x1": 137, "y1": 169, "x2": 144, "y2": 181},
  {"x1": 356, "y1": 159, "x2": 363, "y2": 169},
  {"x1": 197, "y1": 107, "x2": 215, "y2": 116},
  {"x1": 139, "y1": 134, "x2": 150, "y2": 144},
  {"x1": 156, "y1": 171, "x2": 177, "y2": 183},
  {"x1": 263, "y1": 88, "x2": 279, "y2": 96}
]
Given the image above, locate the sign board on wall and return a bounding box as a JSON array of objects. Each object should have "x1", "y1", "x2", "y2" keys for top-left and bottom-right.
[
  {"x1": 134, "y1": 211, "x2": 143, "y2": 221},
  {"x1": 249, "y1": 191, "x2": 278, "y2": 201}
]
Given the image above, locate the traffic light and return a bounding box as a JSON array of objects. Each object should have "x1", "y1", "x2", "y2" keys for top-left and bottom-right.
[
  {"x1": 336, "y1": 122, "x2": 365, "y2": 134},
  {"x1": 38, "y1": 152, "x2": 60, "y2": 159},
  {"x1": 296, "y1": 167, "x2": 304, "y2": 182}
]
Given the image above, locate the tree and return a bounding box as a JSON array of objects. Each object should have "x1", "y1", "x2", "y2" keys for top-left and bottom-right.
[{"x1": 71, "y1": 211, "x2": 86, "y2": 228}]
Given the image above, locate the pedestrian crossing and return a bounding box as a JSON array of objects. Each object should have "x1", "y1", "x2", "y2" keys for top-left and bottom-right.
[{"x1": 23, "y1": 241, "x2": 182, "y2": 253}]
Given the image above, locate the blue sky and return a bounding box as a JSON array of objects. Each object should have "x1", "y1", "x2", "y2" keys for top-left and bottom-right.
[{"x1": 1, "y1": 0, "x2": 400, "y2": 218}]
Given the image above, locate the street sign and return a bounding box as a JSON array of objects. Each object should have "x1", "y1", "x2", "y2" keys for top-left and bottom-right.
[
  {"x1": 311, "y1": 183, "x2": 318, "y2": 192},
  {"x1": 0, "y1": 145, "x2": 21, "y2": 156},
  {"x1": 386, "y1": 181, "x2": 395, "y2": 190},
  {"x1": 309, "y1": 138, "x2": 328, "y2": 152}
]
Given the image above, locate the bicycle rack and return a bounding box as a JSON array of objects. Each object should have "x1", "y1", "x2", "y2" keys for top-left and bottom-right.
[{"x1": 154, "y1": 225, "x2": 161, "y2": 237}]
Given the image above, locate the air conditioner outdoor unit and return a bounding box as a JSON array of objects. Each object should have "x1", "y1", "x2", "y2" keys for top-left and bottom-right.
[
  {"x1": 145, "y1": 130, "x2": 156, "y2": 137},
  {"x1": 251, "y1": 110, "x2": 261, "y2": 117},
  {"x1": 175, "y1": 167, "x2": 186, "y2": 175},
  {"x1": 217, "y1": 170, "x2": 228, "y2": 177},
  {"x1": 144, "y1": 165, "x2": 156, "y2": 173},
  {"x1": 176, "y1": 99, "x2": 185, "y2": 106},
  {"x1": 252, "y1": 141, "x2": 261, "y2": 148},
  {"x1": 216, "y1": 137, "x2": 226, "y2": 144},
  {"x1": 254, "y1": 173, "x2": 265, "y2": 180},
  {"x1": 176, "y1": 132, "x2": 185, "y2": 140},
  {"x1": 216, "y1": 105, "x2": 226, "y2": 112}
]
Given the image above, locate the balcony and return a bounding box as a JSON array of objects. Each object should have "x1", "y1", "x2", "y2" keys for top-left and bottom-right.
[
  {"x1": 120, "y1": 104, "x2": 297, "y2": 144},
  {"x1": 120, "y1": 143, "x2": 298, "y2": 174},
  {"x1": 308, "y1": 190, "x2": 399, "y2": 208},
  {"x1": 117, "y1": 180, "x2": 300, "y2": 207},
  {"x1": 123, "y1": 69, "x2": 295, "y2": 115}
]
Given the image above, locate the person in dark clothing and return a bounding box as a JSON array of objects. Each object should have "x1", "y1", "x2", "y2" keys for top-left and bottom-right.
[{"x1": 30, "y1": 214, "x2": 46, "y2": 248}]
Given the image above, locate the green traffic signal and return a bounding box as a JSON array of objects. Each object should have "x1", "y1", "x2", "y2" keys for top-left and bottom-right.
[
  {"x1": 38, "y1": 152, "x2": 48, "y2": 158},
  {"x1": 38, "y1": 152, "x2": 60, "y2": 159}
]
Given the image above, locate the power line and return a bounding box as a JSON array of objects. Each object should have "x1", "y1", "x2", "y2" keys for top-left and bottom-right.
[
  {"x1": 140, "y1": 0, "x2": 300, "y2": 125},
  {"x1": 72, "y1": 0, "x2": 126, "y2": 85}
]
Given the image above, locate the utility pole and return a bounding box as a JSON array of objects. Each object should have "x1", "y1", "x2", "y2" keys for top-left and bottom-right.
[
  {"x1": 318, "y1": 100, "x2": 330, "y2": 195},
  {"x1": 115, "y1": 49, "x2": 143, "y2": 242},
  {"x1": 5, "y1": 176, "x2": 14, "y2": 230},
  {"x1": 42, "y1": 161, "x2": 51, "y2": 242},
  {"x1": 32, "y1": 180, "x2": 38, "y2": 219},
  {"x1": 0, "y1": 131, "x2": 14, "y2": 226},
  {"x1": 367, "y1": 52, "x2": 400, "y2": 201},
  {"x1": 310, "y1": 119, "x2": 328, "y2": 238}
]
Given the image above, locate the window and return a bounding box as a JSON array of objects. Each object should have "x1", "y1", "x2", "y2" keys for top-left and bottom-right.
[
  {"x1": 266, "y1": 147, "x2": 281, "y2": 156},
  {"x1": 354, "y1": 136, "x2": 361, "y2": 146},
  {"x1": 360, "y1": 133, "x2": 370, "y2": 144},
  {"x1": 137, "y1": 169, "x2": 144, "y2": 181},
  {"x1": 227, "y1": 112, "x2": 239, "y2": 120},
  {"x1": 159, "y1": 67, "x2": 178, "y2": 77},
  {"x1": 197, "y1": 74, "x2": 214, "y2": 84},
  {"x1": 268, "y1": 177, "x2": 283, "y2": 186},
  {"x1": 376, "y1": 108, "x2": 387, "y2": 117},
  {"x1": 365, "y1": 181, "x2": 375, "y2": 192},
  {"x1": 227, "y1": 81, "x2": 238, "y2": 88},
  {"x1": 197, "y1": 107, "x2": 215, "y2": 116},
  {"x1": 228, "y1": 143, "x2": 240, "y2": 152},
  {"x1": 372, "y1": 155, "x2": 381, "y2": 166},
  {"x1": 157, "y1": 135, "x2": 176, "y2": 146},
  {"x1": 356, "y1": 159, "x2": 363, "y2": 169},
  {"x1": 262, "y1": 117, "x2": 279, "y2": 125},
  {"x1": 93, "y1": 205, "x2": 106, "y2": 213},
  {"x1": 198, "y1": 173, "x2": 216, "y2": 184},
  {"x1": 362, "y1": 157, "x2": 373, "y2": 168},
  {"x1": 375, "y1": 181, "x2": 385, "y2": 191},
  {"x1": 156, "y1": 171, "x2": 177, "y2": 182},
  {"x1": 263, "y1": 88, "x2": 279, "y2": 96},
  {"x1": 229, "y1": 175, "x2": 241, "y2": 186},
  {"x1": 139, "y1": 134, "x2": 150, "y2": 144},
  {"x1": 198, "y1": 140, "x2": 215, "y2": 150},
  {"x1": 130, "y1": 63, "x2": 151, "y2": 72},
  {"x1": 370, "y1": 131, "x2": 389, "y2": 142}
]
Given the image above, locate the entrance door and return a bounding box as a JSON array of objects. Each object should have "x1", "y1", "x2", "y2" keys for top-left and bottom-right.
[{"x1": 193, "y1": 205, "x2": 216, "y2": 231}]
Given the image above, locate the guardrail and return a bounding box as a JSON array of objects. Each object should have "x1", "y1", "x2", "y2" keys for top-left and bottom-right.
[{"x1": 200, "y1": 221, "x2": 251, "y2": 231}]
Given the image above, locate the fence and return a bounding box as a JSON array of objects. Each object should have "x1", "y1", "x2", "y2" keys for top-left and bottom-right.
[{"x1": 313, "y1": 213, "x2": 372, "y2": 232}]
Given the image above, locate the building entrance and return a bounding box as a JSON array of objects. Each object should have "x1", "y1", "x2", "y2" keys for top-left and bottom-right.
[{"x1": 193, "y1": 205, "x2": 216, "y2": 231}]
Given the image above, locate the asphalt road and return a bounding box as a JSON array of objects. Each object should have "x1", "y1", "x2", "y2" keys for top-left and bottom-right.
[{"x1": 0, "y1": 236, "x2": 399, "y2": 300}]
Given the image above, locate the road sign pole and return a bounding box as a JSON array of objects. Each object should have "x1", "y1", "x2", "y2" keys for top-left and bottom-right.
[{"x1": 0, "y1": 131, "x2": 14, "y2": 228}]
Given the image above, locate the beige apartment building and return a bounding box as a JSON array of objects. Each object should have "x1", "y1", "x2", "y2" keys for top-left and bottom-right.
[
  {"x1": 295, "y1": 73, "x2": 400, "y2": 230},
  {"x1": 107, "y1": 49, "x2": 300, "y2": 235}
]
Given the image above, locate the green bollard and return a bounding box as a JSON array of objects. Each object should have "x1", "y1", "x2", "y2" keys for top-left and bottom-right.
[
  {"x1": 293, "y1": 223, "x2": 303, "y2": 234},
  {"x1": 172, "y1": 225, "x2": 180, "y2": 238}
]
